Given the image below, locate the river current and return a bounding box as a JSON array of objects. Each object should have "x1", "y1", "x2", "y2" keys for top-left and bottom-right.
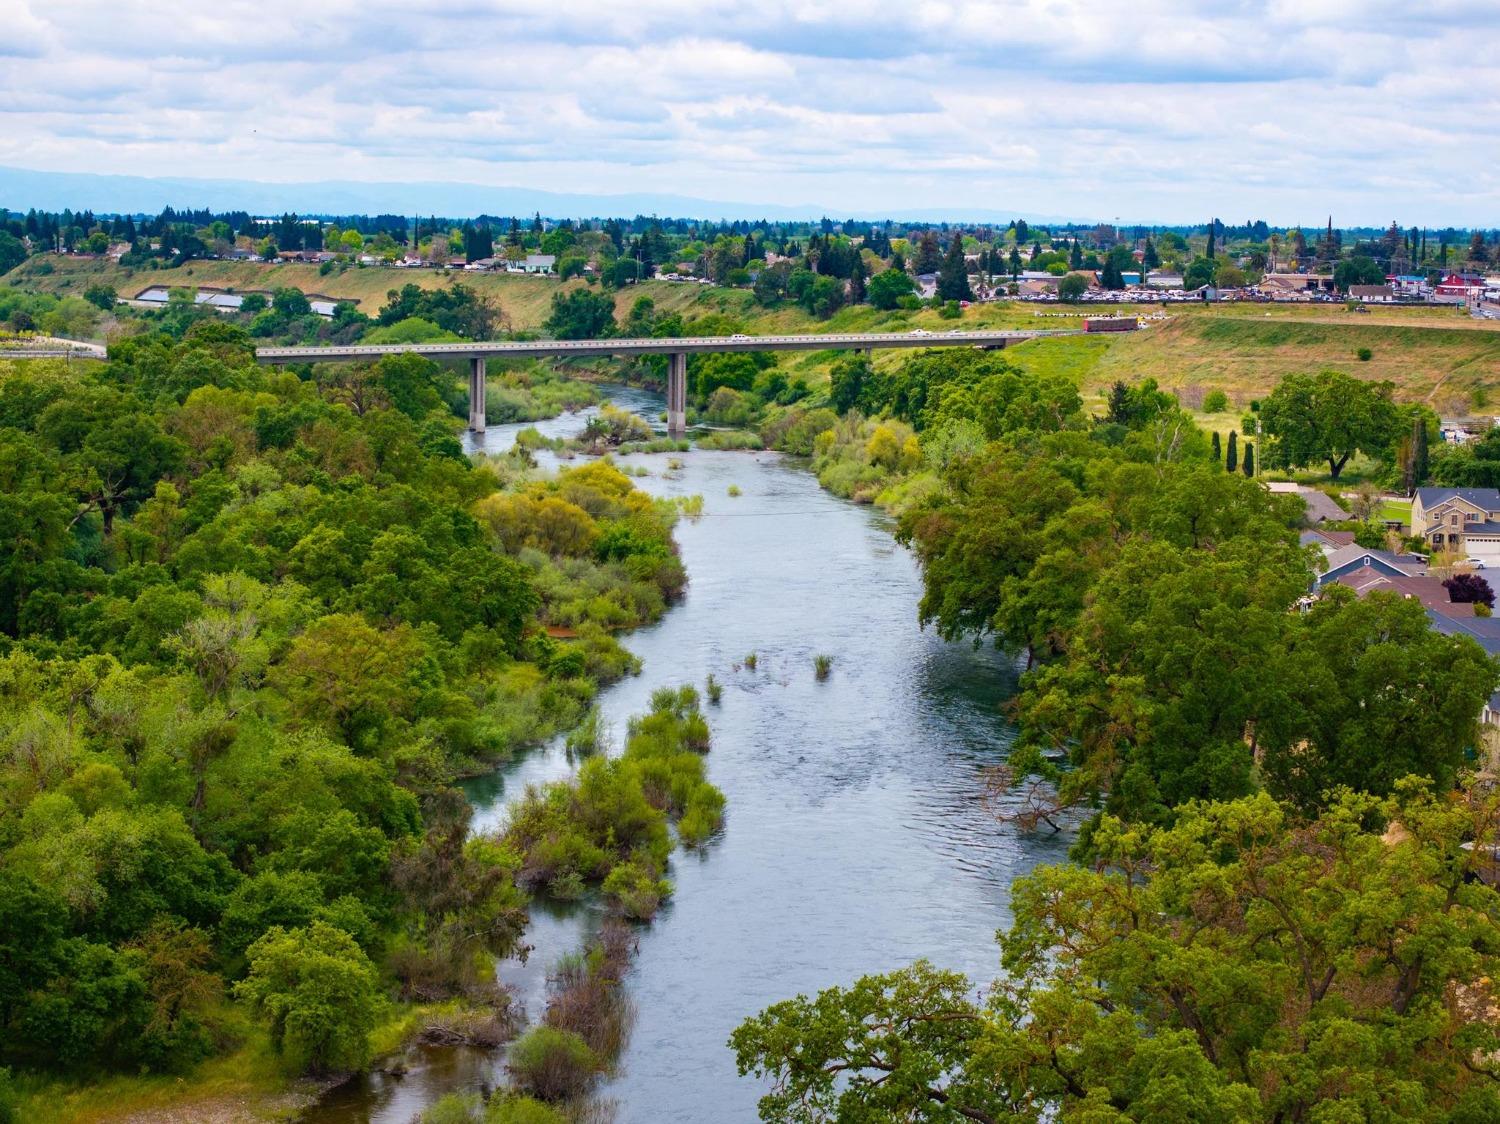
[{"x1": 310, "y1": 386, "x2": 1070, "y2": 1123}]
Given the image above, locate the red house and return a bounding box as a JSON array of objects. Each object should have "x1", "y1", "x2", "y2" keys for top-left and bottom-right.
[{"x1": 1436, "y1": 272, "x2": 1485, "y2": 297}]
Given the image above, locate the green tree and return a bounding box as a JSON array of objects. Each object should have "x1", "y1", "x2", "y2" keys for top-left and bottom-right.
[
  {"x1": 911, "y1": 230, "x2": 941, "y2": 274},
  {"x1": 1211, "y1": 430, "x2": 1221, "y2": 463},
  {"x1": 1262, "y1": 587, "x2": 1497, "y2": 810},
  {"x1": 1226, "y1": 429, "x2": 1238, "y2": 472},
  {"x1": 935, "y1": 236, "x2": 972, "y2": 302},
  {"x1": 1242, "y1": 441, "x2": 1254, "y2": 476},
  {"x1": 1258, "y1": 370, "x2": 1401, "y2": 480},
  {"x1": 235, "y1": 922, "x2": 381, "y2": 1074},
  {"x1": 866, "y1": 268, "x2": 915, "y2": 310},
  {"x1": 0, "y1": 233, "x2": 26, "y2": 276},
  {"x1": 1183, "y1": 255, "x2": 1217, "y2": 289},
  {"x1": 1057, "y1": 273, "x2": 1087, "y2": 303},
  {"x1": 271, "y1": 288, "x2": 311, "y2": 318},
  {"x1": 733, "y1": 783, "x2": 1500, "y2": 1124},
  {"x1": 1333, "y1": 254, "x2": 1385, "y2": 291},
  {"x1": 543, "y1": 290, "x2": 615, "y2": 340}
]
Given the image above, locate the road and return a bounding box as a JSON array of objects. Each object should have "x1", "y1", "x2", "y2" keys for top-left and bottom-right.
[{"x1": 254, "y1": 327, "x2": 1086, "y2": 364}]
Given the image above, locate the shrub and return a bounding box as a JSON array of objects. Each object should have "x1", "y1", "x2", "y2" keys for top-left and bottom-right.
[
  {"x1": 420, "y1": 1092, "x2": 485, "y2": 1124},
  {"x1": 234, "y1": 922, "x2": 381, "y2": 1074},
  {"x1": 602, "y1": 859, "x2": 670, "y2": 920},
  {"x1": 506, "y1": 1025, "x2": 600, "y2": 1101},
  {"x1": 486, "y1": 1096, "x2": 569, "y2": 1124},
  {"x1": 1357, "y1": 347, "x2": 1373, "y2": 362},
  {"x1": 705, "y1": 674, "x2": 723, "y2": 704},
  {"x1": 1203, "y1": 389, "x2": 1228, "y2": 412},
  {"x1": 814, "y1": 654, "x2": 832, "y2": 680},
  {"x1": 743, "y1": 652, "x2": 758, "y2": 671},
  {"x1": 544, "y1": 932, "x2": 634, "y2": 1060}
]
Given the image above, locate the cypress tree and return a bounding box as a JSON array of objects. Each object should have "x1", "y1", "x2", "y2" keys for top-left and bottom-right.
[
  {"x1": 1243, "y1": 443, "x2": 1255, "y2": 476},
  {"x1": 1412, "y1": 416, "x2": 1429, "y2": 490},
  {"x1": 1212, "y1": 431, "x2": 1222, "y2": 464},
  {"x1": 1205, "y1": 220, "x2": 1216, "y2": 260},
  {"x1": 1227, "y1": 430, "x2": 1238, "y2": 472}
]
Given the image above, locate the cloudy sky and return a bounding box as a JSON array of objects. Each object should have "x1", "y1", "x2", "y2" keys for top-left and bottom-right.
[{"x1": 2, "y1": 0, "x2": 1496, "y2": 223}]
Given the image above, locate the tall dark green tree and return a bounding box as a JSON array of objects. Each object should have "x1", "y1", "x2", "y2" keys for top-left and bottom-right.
[
  {"x1": 1226, "y1": 429, "x2": 1238, "y2": 472},
  {"x1": 1242, "y1": 442, "x2": 1254, "y2": 476},
  {"x1": 1412, "y1": 415, "x2": 1429, "y2": 490},
  {"x1": 1211, "y1": 431, "x2": 1222, "y2": 464},
  {"x1": 935, "y1": 236, "x2": 973, "y2": 302}
]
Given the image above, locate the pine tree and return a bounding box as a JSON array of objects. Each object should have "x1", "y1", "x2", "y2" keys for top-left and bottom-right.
[
  {"x1": 936, "y1": 235, "x2": 973, "y2": 302},
  {"x1": 1205, "y1": 220, "x2": 1216, "y2": 260},
  {"x1": 1227, "y1": 430, "x2": 1238, "y2": 472},
  {"x1": 913, "y1": 230, "x2": 941, "y2": 274},
  {"x1": 1242, "y1": 443, "x2": 1255, "y2": 477},
  {"x1": 1143, "y1": 237, "x2": 1160, "y2": 270},
  {"x1": 1212, "y1": 431, "x2": 1222, "y2": 464}
]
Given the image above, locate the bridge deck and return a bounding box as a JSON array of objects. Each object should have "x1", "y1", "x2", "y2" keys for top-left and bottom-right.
[{"x1": 254, "y1": 328, "x2": 1083, "y2": 364}]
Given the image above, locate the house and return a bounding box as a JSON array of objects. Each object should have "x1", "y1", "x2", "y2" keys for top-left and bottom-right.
[
  {"x1": 1349, "y1": 284, "x2": 1394, "y2": 303},
  {"x1": 521, "y1": 254, "x2": 555, "y2": 274},
  {"x1": 1333, "y1": 566, "x2": 1475, "y2": 616},
  {"x1": 1314, "y1": 543, "x2": 1427, "y2": 588},
  {"x1": 1145, "y1": 271, "x2": 1184, "y2": 288},
  {"x1": 1436, "y1": 273, "x2": 1486, "y2": 298},
  {"x1": 1299, "y1": 528, "x2": 1356, "y2": 559},
  {"x1": 1266, "y1": 481, "x2": 1347, "y2": 524},
  {"x1": 1386, "y1": 274, "x2": 1427, "y2": 296},
  {"x1": 1410, "y1": 487, "x2": 1500, "y2": 561},
  {"x1": 1259, "y1": 273, "x2": 1338, "y2": 296}
]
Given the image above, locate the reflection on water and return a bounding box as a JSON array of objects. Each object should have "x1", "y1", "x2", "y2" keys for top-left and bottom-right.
[{"x1": 307, "y1": 385, "x2": 1070, "y2": 1123}]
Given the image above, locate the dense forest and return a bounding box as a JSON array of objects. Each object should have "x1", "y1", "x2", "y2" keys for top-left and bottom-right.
[{"x1": 0, "y1": 318, "x2": 723, "y2": 1115}]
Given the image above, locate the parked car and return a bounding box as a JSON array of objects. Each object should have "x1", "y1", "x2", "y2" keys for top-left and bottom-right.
[{"x1": 1464, "y1": 558, "x2": 1488, "y2": 570}]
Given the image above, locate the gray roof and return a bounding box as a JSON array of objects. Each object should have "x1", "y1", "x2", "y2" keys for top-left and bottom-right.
[
  {"x1": 1463, "y1": 521, "x2": 1500, "y2": 537},
  {"x1": 1316, "y1": 544, "x2": 1428, "y2": 585},
  {"x1": 1296, "y1": 488, "x2": 1348, "y2": 523},
  {"x1": 1416, "y1": 487, "x2": 1500, "y2": 510},
  {"x1": 1426, "y1": 609, "x2": 1500, "y2": 657}
]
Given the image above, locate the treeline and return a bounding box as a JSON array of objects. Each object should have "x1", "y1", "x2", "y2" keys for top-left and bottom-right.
[
  {"x1": 0, "y1": 321, "x2": 692, "y2": 1102},
  {"x1": 733, "y1": 365, "x2": 1500, "y2": 1121}
]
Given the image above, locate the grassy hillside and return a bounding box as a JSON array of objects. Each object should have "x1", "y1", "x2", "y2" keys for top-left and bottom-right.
[{"x1": 8, "y1": 255, "x2": 1499, "y2": 410}]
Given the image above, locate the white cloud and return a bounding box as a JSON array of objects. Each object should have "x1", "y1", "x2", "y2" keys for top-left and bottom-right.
[{"x1": 1, "y1": 0, "x2": 1497, "y2": 222}]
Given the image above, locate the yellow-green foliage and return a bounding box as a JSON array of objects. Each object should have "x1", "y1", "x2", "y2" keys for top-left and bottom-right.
[
  {"x1": 502, "y1": 686, "x2": 724, "y2": 917},
  {"x1": 814, "y1": 414, "x2": 920, "y2": 504}
]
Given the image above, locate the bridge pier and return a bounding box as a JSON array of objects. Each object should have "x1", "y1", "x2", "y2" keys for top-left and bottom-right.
[
  {"x1": 468, "y1": 356, "x2": 487, "y2": 433},
  {"x1": 666, "y1": 352, "x2": 687, "y2": 437}
]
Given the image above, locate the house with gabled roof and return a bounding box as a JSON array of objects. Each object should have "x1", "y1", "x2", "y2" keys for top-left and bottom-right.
[{"x1": 1411, "y1": 487, "x2": 1500, "y2": 561}]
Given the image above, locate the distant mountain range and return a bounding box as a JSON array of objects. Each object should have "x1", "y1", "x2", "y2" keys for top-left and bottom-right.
[{"x1": 0, "y1": 164, "x2": 1079, "y2": 225}]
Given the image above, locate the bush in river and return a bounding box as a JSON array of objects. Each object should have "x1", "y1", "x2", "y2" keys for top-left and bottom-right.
[
  {"x1": 486, "y1": 1096, "x2": 569, "y2": 1124},
  {"x1": 705, "y1": 674, "x2": 723, "y2": 704},
  {"x1": 814, "y1": 654, "x2": 833, "y2": 680},
  {"x1": 506, "y1": 1025, "x2": 600, "y2": 1101},
  {"x1": 503, "y1": 687, "x2": 724, "y2": 910}
]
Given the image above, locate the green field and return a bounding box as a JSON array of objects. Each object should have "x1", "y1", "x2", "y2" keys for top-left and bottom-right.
[{"x1": 9, "y1": 255, "x2": 1500, "y2": 412}]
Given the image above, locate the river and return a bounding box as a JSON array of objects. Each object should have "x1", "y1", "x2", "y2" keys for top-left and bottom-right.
[{"x1": 310, "y1": 385, "x2": 1072, "y2": 1123}]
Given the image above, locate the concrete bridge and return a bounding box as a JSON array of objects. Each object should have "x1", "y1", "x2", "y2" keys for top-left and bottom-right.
[
  {"x1": 0, "y1": 337, "x2": 109, "y2": 361},
  {"x1": 256, "y1": 329, "x2": 1081, "y2": 437}
]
